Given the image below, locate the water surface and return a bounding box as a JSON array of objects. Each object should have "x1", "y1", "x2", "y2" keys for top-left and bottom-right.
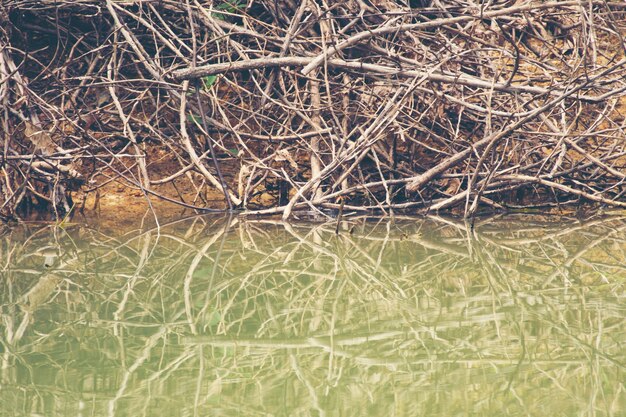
[{"x1": 1, "y1": 214, "x2": 625, "y2": 416}]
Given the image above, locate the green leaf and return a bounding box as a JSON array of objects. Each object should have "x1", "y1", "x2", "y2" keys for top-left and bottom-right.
[
  {"x1": 211, "y1": 0, "x2": 244, "y2": 21},
  {"x1": 187, "y1": 114, "x2": 202, "y2": 124},
  {"x1": 202, "y1": 75, "x2": 217, "y2": 90},
  {"x1": 215, "y1": 0, "x2": 244, "y2": 11}
]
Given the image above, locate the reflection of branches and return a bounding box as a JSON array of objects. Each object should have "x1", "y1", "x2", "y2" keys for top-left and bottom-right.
[{"x1": 0, "y1": 215, "x2": 625, "y2": 416}]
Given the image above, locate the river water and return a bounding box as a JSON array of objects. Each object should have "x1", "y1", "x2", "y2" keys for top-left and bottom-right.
[{"x1": 1, "y1": 214, "x2": 625, "y2": 416}]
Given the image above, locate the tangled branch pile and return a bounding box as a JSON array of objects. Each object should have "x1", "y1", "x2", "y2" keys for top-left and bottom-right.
[{"x1": 1, "y1": 0, "x2": 626, "y2": 220}]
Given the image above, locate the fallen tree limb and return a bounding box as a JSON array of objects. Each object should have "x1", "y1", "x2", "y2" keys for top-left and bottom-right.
[{"x1": 171, "y1": 57, "x2": 616, "y2": 103}]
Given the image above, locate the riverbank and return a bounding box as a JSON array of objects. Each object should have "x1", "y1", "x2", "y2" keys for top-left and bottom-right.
[{"x1": 1, "y1": 1, "x2": 625, "y2": 221}]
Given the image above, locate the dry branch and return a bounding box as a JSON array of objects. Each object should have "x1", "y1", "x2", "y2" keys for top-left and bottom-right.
[{"x1": 1, "y1": 0, "x2": 626, "y2": 219}]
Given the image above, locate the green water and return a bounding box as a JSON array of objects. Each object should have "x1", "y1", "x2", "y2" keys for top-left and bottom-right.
[{"x1": 0, "y1": 214, "x2": 624, "y2": 416}]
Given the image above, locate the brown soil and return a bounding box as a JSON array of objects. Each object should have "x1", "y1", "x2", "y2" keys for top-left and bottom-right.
[
  {"x1": 70, "y1": 147, "x2": 232, "y2": 229},
  {"x1": 71, "y1": 180, "x2": 229, "y2": 230}
]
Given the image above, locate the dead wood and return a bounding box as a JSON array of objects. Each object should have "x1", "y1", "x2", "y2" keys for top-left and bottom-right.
[{"x1": 1, "y1": 0, "x2": 626, "y2": 220}]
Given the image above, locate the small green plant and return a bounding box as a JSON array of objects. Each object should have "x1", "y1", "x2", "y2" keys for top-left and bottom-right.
[
  {"x1": 187, "y1": 76, "x2": 218, "y2": 123},
  {"x1": 212, "y1": 0, "x2": 245, "y2": 21}
]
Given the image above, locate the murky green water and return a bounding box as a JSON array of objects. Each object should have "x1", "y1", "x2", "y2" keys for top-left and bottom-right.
[{"x1": 1, "y1": 214, "x2": 625, "y2": 416}]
